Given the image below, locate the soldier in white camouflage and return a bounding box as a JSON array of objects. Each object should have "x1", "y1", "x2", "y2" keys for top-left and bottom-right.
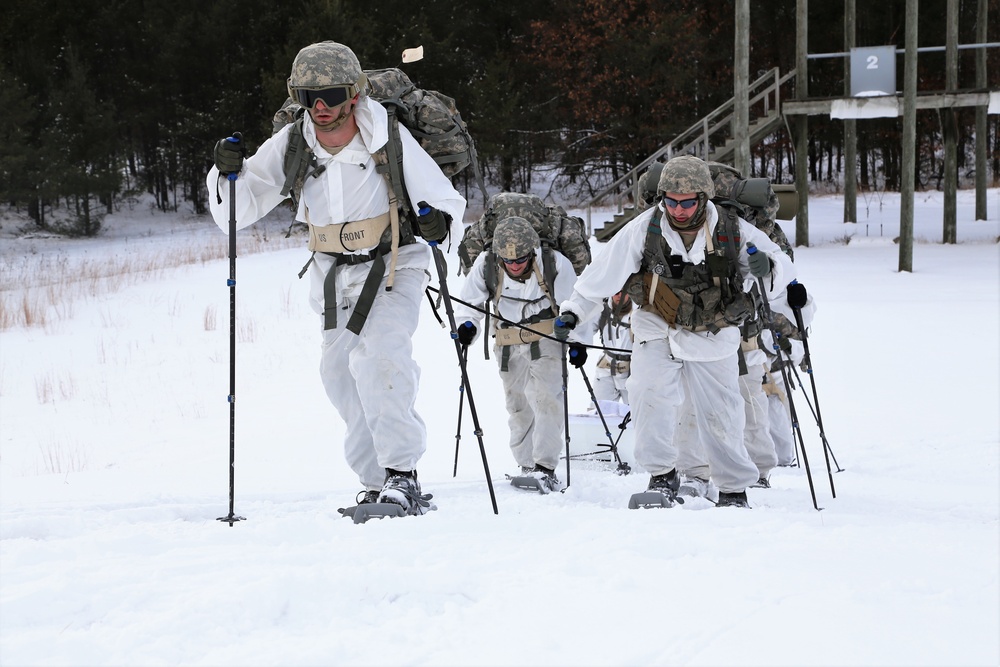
[
  {"x1": 454, "y1": 216, "x2": 584, "y2": 493},
  {"x1": 590, "y1": 291, "x2": 633, "y2": 406},
  {"x1": 555, "y1": 155, "x2": 796, "y2": 509},
  {"x1": 708, "y1": 162, "x2": 816, "y2": 475},
  {"x1": 458, "y1": 191, "x2": 592, "y2": 277},
  {"x1": 208, "y1": 41, "x2": 466, "y2": 516}
]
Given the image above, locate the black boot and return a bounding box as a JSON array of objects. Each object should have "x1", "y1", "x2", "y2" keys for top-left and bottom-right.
[{"x1": 716, "y1": 490, "x2": 750, "y2": 508}]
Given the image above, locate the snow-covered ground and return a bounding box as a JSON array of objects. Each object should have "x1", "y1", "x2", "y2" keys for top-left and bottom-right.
[{"x1": 1, "y1": 188, "x2": 998, "y2": 666}]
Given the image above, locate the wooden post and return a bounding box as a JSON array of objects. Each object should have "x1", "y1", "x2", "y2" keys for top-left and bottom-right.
[
  {"x1": 899, "y1": 0, "x2": 918, "y2": 272},
  {"x1": 975, "y1": 0, "x2": 989, "y2": 220},
  {"x1": 843, "y1": 0, "x2": 857, "y2": 224},
  {"x1": 734, "y1": 0, "x2": 750, "y2": 176},
  {"x1": 943, "y1": 0, "x2": 958, "y2": 244},
  {"x1": 795, "y1": 0, "x2": 809, "y2": 247}
]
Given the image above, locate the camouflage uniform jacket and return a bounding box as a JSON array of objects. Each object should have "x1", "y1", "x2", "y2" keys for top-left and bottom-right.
[{"x1": 559, "y1": 202, "x2": 795, "y2": 362}]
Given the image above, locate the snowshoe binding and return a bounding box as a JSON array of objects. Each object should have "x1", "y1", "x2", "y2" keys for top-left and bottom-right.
[
  {"x1": 507, "y1": 465, "x2": 562, "y2": 494},
  {"x1": 337, "y1": 489, "x2": 380, "y2": 519},
  {"x1": 629, "y1": 470, "x2": 685, "y2": 509}
]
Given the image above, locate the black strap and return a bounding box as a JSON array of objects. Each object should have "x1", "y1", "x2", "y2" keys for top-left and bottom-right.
[
  {"x1": 345, "y1": 248, "x2": 387, "y2": 335},
  {"x1": 322, "y1": 257, "x2": 340, "y2": 331},
  {"x1": 320, "y1": 243, "x2": 393, "y2": 332}
]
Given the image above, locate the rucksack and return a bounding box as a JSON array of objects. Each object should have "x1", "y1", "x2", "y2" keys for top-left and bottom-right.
[
  {"x1": 457, "y1": 192, "x2": 592, "y2": 283},
  {"x1": 272, "y1": 67, "x2": 487, "y2": 223},
  {"x1": 707, "y1": 162, "x2": 793, "y2": 259}
]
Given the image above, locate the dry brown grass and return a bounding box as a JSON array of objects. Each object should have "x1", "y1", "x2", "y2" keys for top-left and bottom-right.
[
  {"x1": 1, "y1": 231, "x2": 298, "y2": 331},
  {"x1": 203, "y1": 304, "x2": 217, "y2": 331}
]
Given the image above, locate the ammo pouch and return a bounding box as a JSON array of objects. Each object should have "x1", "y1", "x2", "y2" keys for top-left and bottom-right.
[
  {"x1": 633, "y1": 272, "x2": 682, "y2": 325},
  {"x1": 308, "y1": 212, "x2": 391, "y2": 254},
  {"x1": 494, "y1": 318, "x2": 555, "y2": 346}
]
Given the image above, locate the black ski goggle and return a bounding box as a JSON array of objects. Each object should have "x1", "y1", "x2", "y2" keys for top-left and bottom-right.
[
  {"x1": 292, "y1": 86, "x2": 355, "y2": 110},
  {"x1": 662, "y1": 196, "x2": 699, "y2": 210},
  {"x1": 502, "y1": 254, "x2": 531, "y2": 265}
]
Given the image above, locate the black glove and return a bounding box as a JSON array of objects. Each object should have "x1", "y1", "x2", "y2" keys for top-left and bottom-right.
[
  {"x1": 214, "y1": 133, "x2": 246, "y2": 175},
  {"x1": 554, "y1": 312, "x2": 578, "y2": 341},
  {"x1": 747, "y1": 243, "x2": 771, "y2": 278},
  {"x1": 416, "y1": 200, "x2": 450, "y2": 244},
  {"x1": 787, "y1": 281, "x2": 808, "y2": 309},
  {"x1": 568, "y1": 344, "x2": 588, "y2": 368},
  {"x1": 456, "y1": 321, "x2": 476, "y2": 346}
]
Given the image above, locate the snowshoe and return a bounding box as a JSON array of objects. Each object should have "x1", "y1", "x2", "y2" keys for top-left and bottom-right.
[
  {"x1": 716, "y1": 490, "x2": 751, "y2": 508},
  {"x1": 751, "y1": 477, "x2": 771, "y2": 489},
  {"x1": 337, "y1": 490, "x2": 380, "y2": 519},
  {"x1": 507, "y1": 465, "x2": 562, "y2": 494},
  {"x1": 629, "y1": 471, "x2": 684, "y2": 509}
]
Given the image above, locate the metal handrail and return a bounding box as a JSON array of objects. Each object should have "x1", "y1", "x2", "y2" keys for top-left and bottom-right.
[{"x1": 585, "y1": 67, "x2": 797, "y2": 235}]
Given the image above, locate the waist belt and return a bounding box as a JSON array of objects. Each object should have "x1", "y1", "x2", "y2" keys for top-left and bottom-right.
[
  {"x1": 329, "y1": 245, "x2": 386, "y2": 266},
  {"x1": 597, "y1": 356, "x2": 631, "y2": 374},
  {"x1": 494, "y1": 319, "x2": 555, "y2": 346},
  {"x1": 308, "y1": 211, "x2": 391, "y2": 254}
]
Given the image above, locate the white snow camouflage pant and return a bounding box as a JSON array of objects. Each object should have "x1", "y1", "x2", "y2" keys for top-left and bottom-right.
[
  {"x1": 738, "y1": 363, "x2": 779, "y2": 479},
  {"x1": 319, "y1": 267, "x2": 428, "y2": 491},
  {"x1": 766, "y1": 370, "x2": 796, "y2": 466},
  {"x1": 628, "y1": 338, "x2": 759, "y2": 494},
  {"x1": 593, "y1": 363, "x2": 629, "y2": 405},
  {"x1": 497, "y1": 337, "x2": 565, "y2": 472}
]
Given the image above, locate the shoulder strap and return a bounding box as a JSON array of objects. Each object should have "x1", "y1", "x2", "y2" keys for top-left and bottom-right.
[
  {"x1": 484, "y1": 250, "x2": 499, "y2": 300},
  {"x1": 281, "y1": 114, "x2": 324, "y2": 208},
  {"x1": 532, "y1": 258, "x2": 559, "y2": 315},
  {"x1": 541, "y1": 247, "x2": 557, "y2": 301},
  {"x1": 643, "y1": 208, "x2": 670, "y2": 306},
  {"x1": 372, "y1": 111, "x2": 412, "y2": 221}
]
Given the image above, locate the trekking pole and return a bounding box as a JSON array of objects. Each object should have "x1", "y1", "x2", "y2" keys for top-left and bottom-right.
[
  {"x1": 218, "y1": 134, "x2": 246, "y2": 526},
  {"x1": 786, "y1": 360, "x2": 843, "y2": 472},
  {"x1": 422, "y1": 207, "x2": 497, "y2": 515},
  {"x1": 748, "y1": 244, "x2": 821, "y2": 510},
  {"x1": 613, "y1": 411, "x2": 632, "y2": 451},
  {"x1": 775, "y1": 358, "x2": 807, "y2": 468},
  {"x1": 787, "y1": 281, "x2": 844, "y2": 482},
  {"x1": 561, "y1": 342, "x2": 571, "y2": 488},
  {"x1": 452, "y1": 346, "x2": 467, "y2": 477},
  {"x1": 577, "y1": 365, "x2": 630, "y2": 474}
]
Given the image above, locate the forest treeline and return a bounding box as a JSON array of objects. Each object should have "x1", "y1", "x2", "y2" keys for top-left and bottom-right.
[{"x1": 1, "y1": 0, "x2": 997, "y2": 235}]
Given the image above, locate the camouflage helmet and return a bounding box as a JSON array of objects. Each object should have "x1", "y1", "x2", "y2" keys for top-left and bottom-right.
[
  {"x1": 708, "y1": 161, "x2": 780, "y2": 225},
  {"x1": 287, "y1": 41, "x2": 368, "y2": 99},
  {"x1": 638, "y1": 162, "x2": 664, "y2": 207},
  {"x1": 658, "y1": 155, "x2": 715, "y2": 199},
  {"x1": 492, "y1": 216, "x2": 539, "y2": 262},
  {"x1": 708, "y1": 161, "x2": 742, "y2": 200}
]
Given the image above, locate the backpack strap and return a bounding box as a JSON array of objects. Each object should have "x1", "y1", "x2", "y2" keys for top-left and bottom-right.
[
  {"x1": 281, "y1": 114, "x2": 325, "y2": 210},
  {"x1": 373, "y1": 110, "x2": 412, "y2": 222},
  {"x1": 540, "y1": 248, "x2": 558, "y2": 310},
  {"x1": 643, "y1": 208, "x2": 668, "y2": 307}
]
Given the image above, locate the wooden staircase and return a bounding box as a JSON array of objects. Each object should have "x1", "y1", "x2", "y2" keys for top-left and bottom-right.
[{"x1": 586, "y1": 67, "x2": 796, "y2": 240}]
